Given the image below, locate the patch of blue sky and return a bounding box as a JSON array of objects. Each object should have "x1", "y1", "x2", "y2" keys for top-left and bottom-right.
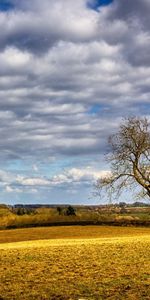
[
  {"x1": 3, "y1": 157, "x2": 80, "y2": 178},
  {"x1": 3, "y1": 160, "x2": 35, "y2": 174},
  {"x1": 88, "y1": 104, "x2": 102, "y2": 114},
  {"x1": 136, "y1": 102, "x2": 150, "y2": 115},
  {"x1": 87, "y1": 0, "x2": 113, "y2": 11},
  {"x1": 4, "y1": 160, "x2": 26, "y2": 170},
  {"x1": 0, "y1": 1, "x2": 14, "y2": 11}
]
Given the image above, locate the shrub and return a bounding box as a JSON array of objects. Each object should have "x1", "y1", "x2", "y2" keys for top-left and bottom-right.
[{"x1": 66, "y1": 206, "x2": 76, "y2": 216}]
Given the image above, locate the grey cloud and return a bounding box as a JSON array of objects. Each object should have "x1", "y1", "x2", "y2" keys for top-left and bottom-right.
[
  {"x1": 98, "y1": 0, "x2": 150, "y2": 67},
  {"x1": 0, "y1": 0, "x2": 149, "y2": 180},
  {"x1": 0, "y1": 0, "x2": 98, "y2": 53},
  {"x1": 109, "y1": 0, "x2": 150, "y2": 29},
  {"x1": 0, "y1": 107, "x2": 109, "y2": 161}
]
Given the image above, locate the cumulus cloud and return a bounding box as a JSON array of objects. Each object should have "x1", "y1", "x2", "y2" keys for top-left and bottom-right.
[
  {"x1": 2, "y1": 167, "x2": 110, "y2": 194},
  {"x1": 0, "y1": 0, "x2": 98, "y2": 53},
  {"x1": 51, "y1": 167, "x2": 110, "y2": 186}
]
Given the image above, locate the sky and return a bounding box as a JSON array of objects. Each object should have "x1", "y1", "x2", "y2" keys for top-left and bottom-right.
[{"x1": 0, "y1": 0, "x2": 150, "y2": 205}]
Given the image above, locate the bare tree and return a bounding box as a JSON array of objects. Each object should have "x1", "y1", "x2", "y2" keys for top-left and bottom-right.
[{"x1": 96, "y1": 117, "x2": 150, "y2": 200}]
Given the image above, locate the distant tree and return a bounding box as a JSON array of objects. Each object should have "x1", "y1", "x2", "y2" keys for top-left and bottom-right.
[
  {"x1": 14, "y1": 206, "x2": 33, "y2": 215},
  {"x1": 132, "y1": 201, "x2": 149, "y2": 207},
  {"x1": 119, "y1": 202, "x2": 126, "y2": 207},
  {"x1": 66, "y1": 205, "x2": 76, "y2": 216},
  {"x1": 96, "y1": 117, "x2": 150, "y2": 200},
  {"x1": 57, "y1": 206, "x2": 63, "y2": 215},
  {"x1": 16, "y1": 207, "x2": 26, "y2": 216},
  {"x1": 120, "y1": 206, "x2": 126, "y2": 214}
]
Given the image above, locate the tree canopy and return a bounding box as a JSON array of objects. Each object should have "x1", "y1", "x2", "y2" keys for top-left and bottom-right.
[{"x1": 96, "y1": 117, "x2": 150, "y2": 200}]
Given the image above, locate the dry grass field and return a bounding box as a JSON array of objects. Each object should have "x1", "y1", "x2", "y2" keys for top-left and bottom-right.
[
  {"x1": 1, "y1": 225, "x2": 150, "y2": 243},
  {"x1": 0, "y1": 226, "x2": 150, "y2": 300}
]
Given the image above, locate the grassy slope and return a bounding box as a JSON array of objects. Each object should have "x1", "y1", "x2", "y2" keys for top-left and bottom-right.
[
  {"x1": 0, "y1": 226, "x2": 150, "y2": 300},
  {"x1": 0, "y1": 225, "x2": 150, "y2": 243}
]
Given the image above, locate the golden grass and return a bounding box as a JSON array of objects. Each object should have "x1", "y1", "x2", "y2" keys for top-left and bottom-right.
[
  {"x1": 0, "y1": 226, "x2": 150, "y2": 300},
  {"x1": 0, "y1": 225, "x2": 150, "y2": 243}
]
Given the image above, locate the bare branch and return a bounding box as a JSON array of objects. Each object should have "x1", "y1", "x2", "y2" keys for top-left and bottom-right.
[{"x1": 95, "y1": 116, "x2": 150, "y2": 201}]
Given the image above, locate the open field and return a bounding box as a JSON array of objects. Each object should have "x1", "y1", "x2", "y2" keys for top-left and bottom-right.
[
  {"x1": 0, "y1": 225, "x2": 150, "y2": 243},
  {"x1": 0, "y1": 226, "x2": 150, "y2": 300}
]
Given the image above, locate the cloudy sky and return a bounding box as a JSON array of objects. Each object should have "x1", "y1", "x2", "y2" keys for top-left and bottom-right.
[{"x1": 0, "y1": 0, "x2": 149, "y2": 205}]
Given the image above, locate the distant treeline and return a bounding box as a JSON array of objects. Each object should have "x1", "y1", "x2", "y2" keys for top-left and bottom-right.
[
  {"x1": 3, "y1": 201, "x2": 150, "y2": 210},
  {"x1": 0, "y1": 202, "x2": 150, "y2": 229}
]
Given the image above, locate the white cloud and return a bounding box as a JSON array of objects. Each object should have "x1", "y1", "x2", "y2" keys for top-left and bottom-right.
[
  {"x1": 0, "y1": 167, "x2": 110, "y2": 191},
  {"x1": 0, "y1": 47, "x2": 31, "y2": 68},
  {"x1": 5, "y1": 186, "x2": 13, "y2": 193},
  {"x1": 32, "y1": 164, "x2": 39, "y2": 172},
  {"x1": 51, "y1": 167, "x2": 111, "y2": 186},
  {"x1": 16, "y1": 176, "x2": 50, "y2": 186},
  {"x1": 5, "y1": 185, "x2": 22, "y2": 193}
]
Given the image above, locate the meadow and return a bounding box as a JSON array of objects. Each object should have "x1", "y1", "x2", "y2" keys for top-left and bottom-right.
[{"x1": 0, "y1": 226, "x2": 150, "y2": 300}]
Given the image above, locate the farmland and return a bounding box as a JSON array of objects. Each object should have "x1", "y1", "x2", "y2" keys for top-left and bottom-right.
[{"x1": 0, "y1": 226, "x2": 150, "y2": 300}]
